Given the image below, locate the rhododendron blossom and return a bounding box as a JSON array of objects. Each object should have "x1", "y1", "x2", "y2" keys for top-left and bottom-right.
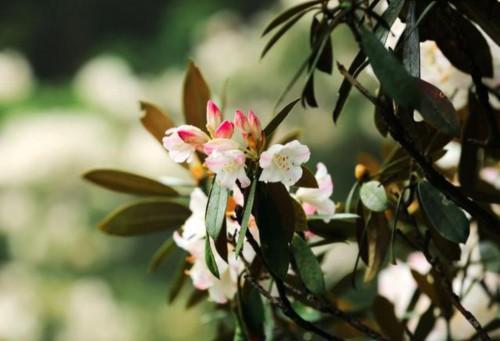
[
  {"x1": 295, "y1": 162, "x2": 336, "y2": 222},
  {"x1": 205, "y1": 149, "x2": 250, "y2": 189},
  {"x1": 206, "y1": 100, "x2": 222, "y2": 135},
  {"x1": 259, "y1": 140, "x2": 310, "y2": 186},
  {"x1": 162, "y1": 127, "x2": 198, "y2": 163}
]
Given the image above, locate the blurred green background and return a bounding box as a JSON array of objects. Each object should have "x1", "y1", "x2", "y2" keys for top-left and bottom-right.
[{"x1": 0, "y1": 0, "x2": 380, "y2": 340}]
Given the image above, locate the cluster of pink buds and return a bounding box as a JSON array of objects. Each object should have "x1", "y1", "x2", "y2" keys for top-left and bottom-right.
[{"x1": 163, "y1": 100, "x2": 311, "y2": 189}]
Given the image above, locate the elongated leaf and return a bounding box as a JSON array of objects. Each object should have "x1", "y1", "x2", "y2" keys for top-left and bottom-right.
[
  {"x1": 263, "y1": 98, "x2": 300, "y2": 137},
  {"x1": 294, "y1": 165, "x2": 318, "y2": 188},
  {"x1": 453, "y1": 0, "x2": 500, "y2": 46},
  {"x1": 417, "y1": 180, "x2": 470, "y2": 244},
  {"x1": 186, "y1": 289, "x2": 208, "y2": 309},
  {"x1": 309, "y1": 17, "x2": 333, "y2": 74},
  {"x1": 360, "y1": 180, "x2": 388, "y2": 212},
  {"x1": 149, "y1": 237, "x2": 175, "y2": 272},
  {"x1": 373, "y1": 296, "x2": 404, "y2": 341},
  {"x1": 364, "y1": 212, "x2": 390, "y2": 282},
  {"x1": 411, "y1": 269, "x2": 453, "y2": 319},
  {"x1": 253, "y1": 183, "x2": 292, "y2": 279},
  {"x1": 205, "y1": 235, "x2": 220, "y2": 278},
  {"x1": 237, "y1": 279, "x2": 265, "y2": 340},
  {"x1": 413, "y1": 304, "x2": 436, "y2": 340},
  {"x1": 292, "y1": 199, "x2": 307, "y2": 232},
  {"x1": 84, "y1": 169, "x2": 179, "y2": 196},
  {"x1": 307, "y1": 219, "x2": 355, "y2": 242},
  {"x1": 206, "y1": 179, "x2": 229, "y2": 240},
  {"x1": 262, "y1": 0, "x2": 321, "y2": 36},
  {"x1": 168, "y1": 257, "x2": 188, "y2": 303},
  {"x1": 214, "y1": 219, "x2": 228, "y2": 262},
  {"x1": 236, "y1": 180, "x2": 257, "y2": 256},
  {"x1": 98, "y1": 199, "x2": 190, "y2": 236},
  {"x1": 359, "y1": 28, "x2": 460, "y2": 137},
  {"x1": 140, "y1": 101, "x2": 175, "y2": 143},
  {"x1": 261, "y1": 11, "x2": 308, "y2": 59},
  {"x1": 291, "y1": 235, "x2": 325, "y2": 295},
  {"x1": 402, "y1": 0, "x2": 420, "y2": 78},
  {"x1": 183, "y1": 61, "x2": 210, "y2": 132}
]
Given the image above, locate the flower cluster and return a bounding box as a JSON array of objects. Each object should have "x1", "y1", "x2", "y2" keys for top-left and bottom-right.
[{"x1": 163, "y1": 100, "x2": 311, "y2": 189}]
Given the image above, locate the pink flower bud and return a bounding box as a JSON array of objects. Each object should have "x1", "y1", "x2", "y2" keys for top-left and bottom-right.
[
  {"x1": 206, "y1": 100, "x2": 222, "y2": 134},
  {"x1": 234, "y1": 110, "x2": 250, "y2": 135},
  {"x1": 248, "y1": 110, "x2": 262, "y2": 140},
  {"x1": 214, "y1": 120, "x2": 234, "y2": 139},
  {"x1": 177, "y1": 125, "x2": 210, "y2": 146}
]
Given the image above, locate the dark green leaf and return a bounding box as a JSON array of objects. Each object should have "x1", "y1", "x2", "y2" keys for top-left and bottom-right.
[
  {"x1": 186, "y1": 289, "x2": 208, "y2": 309},
  {"x1": 263, "y1": 98, "x2": 300, "y2": 138},
  {"x1": 307, "y1": 218, "x2": 355, "y2": 242},
  {"x1": 360, "y1": 180, "x2": 388, "y2": 212},
  {"x1": 417, "y1": 180, "x2": 470, "y2": 244},
  {"x1": 149, "y1": 237, "x2": 175, "y2": 272},
  {"x1": 262, "y1": 0, "x2": 321, "y2": 36},
  {"x1": 292, "y1": 199, "x2": 308, "y2": 232},
  {"x1": 214, "y1": 219, "x2": 228, "y2": 263},
  {"x1": 183, "y1": 61, "x2": 211, "y2": 132},
  {"x1": 373, "y1": 296, "x2": 405, "y2": 341},
  {"x1": 205, "y1": 234, "x2": 220, "y2": 278},
  {"x1": 301, "y1": 72, "x2": 318, "y2": 107},
  {"x1": 84, "y1": 169, "x2": 179, "y2": 196},
  {"x1": 309, "y1": 17, "x2": 333, "y2": 74},
  {"x1": 237, "y1": 279, "x2": 265, "y2": 340},
  {"x1": 291, "y1": 234, "x2": 325, "y2": 295},
  {"x1": 139, "y1": 101, "x2": 175, "y2": 144},
  {"x1": 168, "y1": 258, "x2": 188, "y2": 303},
  {"x1": 236, "y1": 180, "x2": 257, "y2": 256},
  {"x1": 295, "y1": 165, "x2": 319, "y2": 188},
  {"x1": 206, "y1": 179, "x2": 229, "y2": 240},
  {"x1": 254, "y1": 183, "x2": 292, "y2": 279},
  {"x1": 414, "y1": 304, "x2": 436, "y2": 340},
  {"x1": 98, "y1": 199, "x2": 190, "y2": 236},
  {"x1": 261, "y1": 10, "x2": 308, "y2": 58},
  {"x1": 402, "y1": 0, "x2": 420, "y2": 78}
]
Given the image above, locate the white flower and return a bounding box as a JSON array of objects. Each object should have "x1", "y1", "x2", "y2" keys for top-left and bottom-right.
[
  {"x1": 259, "y1": 140, "x2": 310, "y2": 186},
  {"x1": 162, "y1": 125, "x2": 209, "y2": 163},
  {"x1": 295, "y1": 162, "x2": 336, "y2": 222},
  {"x1": 205, "y1": 149, "x2": 250, "y2": 189}
]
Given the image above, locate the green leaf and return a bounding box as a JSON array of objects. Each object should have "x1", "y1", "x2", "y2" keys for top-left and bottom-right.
[
  {"x1": 185, "y1": 289, "x2": 208, "y2": 309},
  {"x1": 263, "y1": 98, "x2": 300, "y2": 138},
  {"x1": 83, "y1": 169, "x2": 179, "y2": 196},
  {"x1": 307, "y1": 219, "x2": 355, "y2": 242},
  {"x1": 373, "y1": 296, "x2": 405, "y2": 341},
  {"x1": 139, "y1": 101, "x2": 175, "y2": 144},
  {"x1": 262, "y1": 0, "x2": 321, "y2": 36},
  {"x1": 148, "y1": 237, "x2": 175, "y2": 272},
  {"x1": 360, "y1": 180, "x2": 388, "y2": 212},
  {"x1": 359, "y1": 28, "x2": 460, "y2": 137},
  {"x1": 291, "y1": 235, "x2": 325, "y2": 295},
  {"x1": 308, "y1": 213, "x2": 360, "y2": 221},
  {"x1": 205, "y1": 179, "x2": 229, "y2": 240},
  {"x1": 364, "y1": 213, "x2": 390, "y2": 282},
  {"x1": 294, "y1": 165, "x2": 319, "y2": 188},
  {"x1": 168, "y1": 257, "x2": 188, "y2": 303},
  {"x1": 205, "y1": 234, "x2": 220, "y2": 278},
  {"x1": 345, "y1": 181, "x2": 361, "y2": 213},
  {"x1": 183, "y1": 61, "x2": 211, "y2": 132},
  {"x1": 237, "y1": 279, "x2": 265, "y2": 340},
  {"x1": 98, "y1": 199, "x2": 190, "y2": 236},
  {"x1": 417, "y1": 180, "x2": 470, "y2": 244},
  {"x1": 254, "y1": 183, "x2": 293, "y2": 279},
  {"x1": 402, "y1": 0, "x2": 420, "y2": 78},
  {"x1": 236, "y1": 180, "x2": 257, "y2": 256},
  {"x1": 292, "y1": 199, "x2": 308, "y2": 232}
]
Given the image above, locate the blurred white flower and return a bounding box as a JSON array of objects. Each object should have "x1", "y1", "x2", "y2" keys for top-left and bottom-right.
[
  {"x1": 0, "y1": 50, "x2": 33, "y2": 103},
  {"x1": 74, "y1": 56, "x2": 144, "y2": 119},
  {"x1": 436, "y1": 141, "x2": 462, "y2": 169}
]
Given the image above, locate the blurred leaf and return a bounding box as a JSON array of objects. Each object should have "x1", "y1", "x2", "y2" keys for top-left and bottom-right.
[
  {"x1": 183, "y1": 61, "x2": 210, "y2": 132},
  {"x1": 411, "y1": 269, "x2": 453, "y2": 319},
  {"x1": 84, "y1": 169, "x2": 179, "y2": 196},
  {"x1": 309, "y1": 17, "x2": 333, "y2": 74},
  {"x1": 374, "y1": 90, "x2": 390, "y2": 137},
  {"x1": 291, "y1": 234, "x2": 325, "y2": 295},
  {"x1": 263, "y1": 98, "x2": 300, "y2": 138},
  {"x1": 237, "y1": 279, "x2": 265, "y2": 340},
  {"x1": 254, "y1": 183, "x2": 294, "y2": 279},
  {"x1": 292, "y1": 199, "x2": 308, "y2": 232},
  {"x1": 454, "y1": 0, "x2": 500, "y2": 45},
  {"x1": 295, "y1": 165, "x2": 319, "y2": 188},
  {"x1": 359, "y1": 28, "x2": 460, "y2": 137},
  {"x1": 417, "y1": 180, "x2": 470, "y2": 244},
  {"x1": 301, "y1": 72, "x2": 318, "y2": 107},
  {"x1": 429, "y1": 229, "x2": 461, "y2": 262},
  {"x1": 98, "y1": 199, "x2": 190, "y2": 236},
  {"x1": 149, "y1": 237, "x2": 175, "y2": 272},
  {"x1": 479, "y1": 241, "x2": 500, "y2": 272},
  {"x1": 413, "y1": 304, "x2": 436, "y2": 340},
  {"x1": 270, "y1": 128, "x2": 302, "y2": 146},
  {"x1": 205, "y1": 234, "x2": 220, "y2": 278},
  {"x1": 307, "y1": 218, "x2": 355, "y2": 242},
  {"x1": 364, "y1": 213, "x2": 390, "y2": 282},
  {"x1": 168, "y1": 258, "x2": 188, "y2": 303},
  {"x1": 262, "y1": 0, "x2": 321, "y2": 36},
  {"x1": 186, "y1": 289, "x2": 208, "y2": 309},
  {"x1": 206, "y1": 179, "x2": 228, "y2": 240},
  {"x1": 308, "y1": 213, "x2": 360, "y2": 221},
  {"x1": 236, "y1": 180, "x2": 257, "y2": 256},
  {"x1": 140, "y1": 101, "x2": 175, "y2": 143},
  {"x1": 360, "y1": 180, "x2": 388, "y2": 212},
  {"x1": 333, "y1": 0, "x2": 405, "y2": 122},
  {"x1": 373, "y1": 296, "x2": 404, "y2": 341},
  {"x1": 261, "y1": 10, "x2": 308, "y2": 58},
  {"x1": 345, "y1": 182, "x2": 361, "y2": 213}
]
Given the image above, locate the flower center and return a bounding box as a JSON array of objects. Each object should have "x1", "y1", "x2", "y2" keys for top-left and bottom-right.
[
  {"x1": 273, "y1": 153, "x2": 291, "y2": 171},
  {"x1": 223, "y1": 159, "x2": 240, "y2": 173}
]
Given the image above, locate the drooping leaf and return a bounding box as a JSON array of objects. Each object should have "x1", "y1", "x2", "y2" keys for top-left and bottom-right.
[
  {"x1": 373, "y1": 296, "x2": 404, "y2": 341},
  {"x1": 309, "y1": 17, "x2": 333, "y2": 74},
  {"x1": 205, "y1": 234, "x2": 220, "y2": 279},
  {"x1": 262, "y1": 0, "x2": 321, "y2": 36},
  {"x1": 411, "y1": 269, "x2": 453, "y2": 319},
  {"x1": 168, "y1": 257, "x2": 188, "y2": 303},
  {"x1": 149, "y1": 237, "x2": 175, "y2": 272},
  {"x1": 359, "y1": 28, "x2": 460, "y2": 137},
  {"x1": 360, "y1": 180, "x2": 388, "y2": 212},
  {"x1": 236, "y1": 180, "x2": 257, "y2": 256},
  {"x1": 263, "y1": 98, "x2": 300, "y2": 138},
  {"x1": 183, "y1": 61, "x2": 211, "y2": 132},
  {"x1": 417, "y1": 180, "x2": 470, "y2": 244},
  {"x1": 364, "y1": 212, "x2": 390, "y2": 282},
  {"x1": 186, "y1": 289, "x2": 208, "y2": 309},
  {"x1": 205, "y1": 179, "x2": 229, "y2": 240},
  {"x1": 291, "y1": 234, "x2": 325, "y2": 295},
  {"x1": 294, "y1": 165, "x2": 319, "y2": 188},
  {"x1": 454, "y1": 0, "x2": 500, "y2": 45},
  {"x1": 301, "y1": 72, "x2": 318, "y2": 107},
  {"x1": 139, "y1": 101, "x2": 175, "y2": 143},
  {"x1": 253, "y1": 183, "x2": 294, "y2": 279},
  {"x1": 237, "y1": 279, "x2": 265, "y2": 340},
  {"x1": 83, "y1": 169, "x2": 179, "y2": 196},
  {"x1": 98, "y1": 199, "x2": 191, "y2": 236}
]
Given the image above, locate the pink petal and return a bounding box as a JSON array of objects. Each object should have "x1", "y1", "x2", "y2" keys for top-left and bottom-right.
[{"x1": 214, "y1": 120, "x2": 234, "y2": 139}]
